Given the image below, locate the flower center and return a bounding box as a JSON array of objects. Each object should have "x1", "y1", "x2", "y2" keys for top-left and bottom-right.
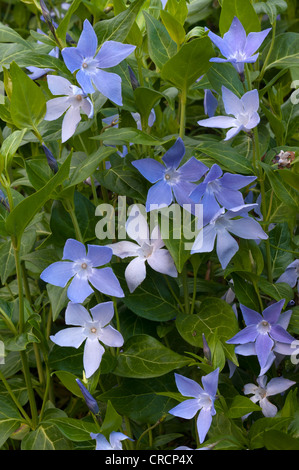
[
  {"x1": 164, "y1": 168, "x2": 180, "y2": 185},
  {"x1": 257, "y1": 320, "x2": 271, "y2": 335},
  {"x1": 90, "y1": 327, "x2": 97, "y2": 334},
  {"x1": 76, "y1": 94, "x2": 83, "y2": 101},
  {"x1": 198, "y1": 393, "x2": 213, "y2": 410},
  {"x1": 256, "y1": 386, "x2": 267, "y2": 400},
  {"x1": 82, "y1": 62, "x2": 88, "y2": 68},
  {"x1": 81, "y1": 262, "x2": 88, "y2": 269}
]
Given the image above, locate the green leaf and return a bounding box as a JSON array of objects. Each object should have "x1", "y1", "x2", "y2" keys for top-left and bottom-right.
[
  {"x1": 93, "y1": 127, "x2": 172, "y2": 146},
  {"x1": 0, "y1": 22, "x2": 33, "y2": 49},
  {"x1": 160, "y1": 10, "x2": 186, "y2": 46},
  {"x1": 206, "y1": 62, "x2": 244, "y2": 98},
  {"x1": 195, "y1": 141, "x2": 254, "y2": 175},
  {"x1": 226, "y1": 395, "x2": 261, "y2": 418},
  {"x1": 21, "y1": 423, "x2": 73, "y2": 450},
  {"x1": 219, "y1": 0, "x2": 261, "y2": 36},
  {"x1": 257, "y1": 277, "x2": 294, "y2": 305},
  {"x1": 133, "y1": 87, "x2": 164, "y2": 130},
  {"x1": 261, "y1": 162, "x2": 299, "y2": 208},
  {"x1": 143, "y1": 11, "x2": 177, "y2": 70},
  {"x1": 5, "y1": 152, "x2": 72, "y2": 242},
  {"x1": 230, "y1": 273, "x2": 261, "y2": 312},
  {"x1": 175, "y1": 297, "x2": 239, "y2": 366},
  {"x1": 100, "y1": 401, "x2": 122, "y2": 439},
  {"x1": 0, "y1": 396, "x2": 23, "y2": 448},
  {"x1": 9, "y1": 61, "x2": 46, "y2": 131},
  {"x1": 1, "y1": 129, "x2": 27, "y2": 170},
  {"x1": 46, "y1": 418, "x2": 98, "y2": 442},
  {"x1": 46, "y1": 284, "x2": 69, "y2": 322},
  {"x1": 114, "y1": 334, "x2": 192, "y2": 378},
  {"x1": 254, "y1": 0, "x2": 287, "y2": 25},
  {"x1": 161, "y1": 37, "x2": 214, "y2": 91},
  {"x1": 112, "y1": 263, "x2": 181, "y2": 322},
  {"x1": 55, "y1": 0, "x2": 82, "y2": 43},
  {"x1": 249, "y1": 417, "x2": 293, "y2": 449},
  {"x1": 264, "y1": 33, "x2": 299, "y2": 71},
  {"x1": 94, "y1": 0, "x2": 146, "y2": 44},
  {"x1": 264, "y1": 430, "x2": 299, "y2": 450}
]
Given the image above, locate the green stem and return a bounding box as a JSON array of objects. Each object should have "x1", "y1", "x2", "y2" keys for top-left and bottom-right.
[
  {"x1": 258, "y1": 21, "x2": 276, "y2": 85},
  {"x1": 179, "y1": 86, "x2": 187, "y2": 139},
  {"x1": 65, "y1": 199, "x2": 84, "y2": 243},
  {"x1": 182, "y1": 265, "x2": 190, "y2": 314},
  {"x1": 136, "y1": 416, "x2": 166, "y2": 450},
  {"x1": 20, "y1": 351, "x2": 39, "y2": 428},
  {"x1": 163, "y1": 275, "x2": 184, "y2": 313},
  {"x1": 0, "y1": 369, "x2": 32, "y2": 426}
]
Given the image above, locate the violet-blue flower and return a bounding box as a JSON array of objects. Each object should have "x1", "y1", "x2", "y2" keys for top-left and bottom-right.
[
  {"x1": 40, "y1": 238, "x2": 124, "y2": 303},
  {"x1": 191, "y1": 204, "x2": 268, "y2": 269},
  {"x1": 108, "y1": 204, "x2": 177, "y2": 292},
  {"x1": 61, "y1": 19, "x2": 136, "y2": 105},
  {"x1": 243, "y1": 374, "x2": 295, "y2": 418},
  {"x1": 132, "y1": 137, "x2": 208, "y2": 212},
  {"x1": 50, "y1": 301, "x2": 124, "y2": 378},
  {"x1": 208, "y1": 16, "x2": 271, "y2": 74},
  {"x1": 75, "y1": 379, "x2": 99, "y2": 415},
  {"x1": 44, "y1": 75, "x2": 94, "y2": 143},
  {"x1": 226, "y1": 299, "x2": 296, "y2": 375},
  {"x1": 189, "y1": 163, "x2": 256, "y2": 225},
  {"x1": 197, "y1": 86, "x2": 260, "y2": 141},
  {"x1": 276, "y1": 260, "x2": 299, "y2": 293},
  {"x1": 90, "y1": 431, "x2": 132, "y2": 450},
  {"x1": 169, "y1": 369, "x2": 219, "y2": 444}
]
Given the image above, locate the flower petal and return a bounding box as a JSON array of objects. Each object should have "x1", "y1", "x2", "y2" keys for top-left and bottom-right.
[
  {"x1": 61, "y1": 105, "x2": 82, "y2": 142},
  {"x1": 77, "y1": 19, "x2": 98, "y2": 58},
  {"x1": 148, "y1": 249, "x2": 178, "y2": 277},
  {"x1": 162, "y1": 137, "x2": 185, "y2": 169},
  {"x1": 197, "y1": 115, "x2": 238, "y2": 129},
  {"x1": 95, "y1": 41, "x2": 136, "y2": 68},
  {"x1": 240, "y1": 304, "x2": 263, "y2": 326},
  {"x1": 244, "y1": 29, "x2": 271, "y2": 58},
  {"x1": 266, "y1": 377, "x2": 296, "y2": 397},
  {"x1": 178, "y1": 156, "x2": 209, "y2": 182},
  {"x1": 124, "y1": 257, "x2": 146, "y2": 293},
  {"x1": 63, "y1": 239, "x2": 86, "y2": 261},
  {"x1": 196, "y1": 408, "x2": 213, "y2": 444},
  {"x1": 262, "y1": 299, "x2": 285, "y2": 324},
  {"x1": 226, "y1": 324, "x2": 258, "y2": 344},
  {"x1": 191, "y1": 224, "x2": 216, "y2": 253},
  {"x1": 260, "y1": 397, "x2": 277, "y2": 418},
  {"x1": 89, "y1": 301, "x2": 114, "y2": 326},
  {"x1": 44, "y1": 97, "x2": 70, "y2": 121},
  {"x1": 201, "y1": 368, "x2": 219, "y2": 398},
  {"x1": 89, "y1": 267, "x2": 124, "y2": 298},
  {"x1": 216, "y1": 228, "x2": 239, "y2": 268},
  {"x1": 86, "y1": 245, "x2": 112, "y2": 267},
  {"x1": 90, "y1": 433, "x2": 112, "y2": 450},
  {"x1": 100, "y1": 325, "x2": 124, "y2": 347},
  {"x1": 255, "y1": 333, "x2": 274, "y2": 369},
  {"x1": 40, "y1": 261, "x2": 74, "y2": 287},
  {"x1": 62, "y1": 47, "x2": 83, "y2": 73},
  {"x1": 227, "y1": 217, "x2": 268, "y2": 240},
  {"x1": 221, "y1": 86, "x2": 242, "y2": 116},
  {"x1": 65, "y1": 302, "x2": 91, "y2": 326},
  {"x1": 174, "y1": 373, "x2": 204, "y2": 398},
  {"x1": 109, "y1": 241, "x2": 140, "y2": 259},
  {"x1": 109, "y1": 432, "x2": 132, "y2": 449},
  {"x1": 50, "y1": 326, "x2": 86, "y2": 348},
  {"x1": 47, "y1": 75, "x2": 74, "y2": 96},
  {"x1": 240, "y1": 89, "x2": 260, "y2": 115},
  {"x1": 83, "y1": 338, "x2": 105, "y2": 378},
  {"x1": 223, "y1": 17, "x2": 247, "y2": 52},
  {"x1": 92, "y1": 69, "x2": 123, "y2": 106},
  {"x1": 169, "y1": 398, "x2": 200, "y2": 419},
  {"x1": 270, "y1": 324, "x2": 295, "y2": 344},
  {"x1": 67, "y1": 274, "x2": 94, "y2": 303},
  {"x1": 145, "y1": 180, "x2": 173, "y2": 212},
  {"x1": 131, "y1": 158, "x2": 165, "y2": 183},
  {"x1": 76, "y1": 69, "x2": 95, "y2": 95},
  {"x1": 126, "y1": 205, "x2": 150, "y2": 244}
]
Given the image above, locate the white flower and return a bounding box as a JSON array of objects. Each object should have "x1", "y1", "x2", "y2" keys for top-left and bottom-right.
[{"x1": 109, "y1": 205, "x2": 177, "y2": 292}]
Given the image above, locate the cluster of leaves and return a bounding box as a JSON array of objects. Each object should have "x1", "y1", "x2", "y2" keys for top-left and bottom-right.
[{"x1": 0, "y1": 0, "x2": 299, "y2": 451}]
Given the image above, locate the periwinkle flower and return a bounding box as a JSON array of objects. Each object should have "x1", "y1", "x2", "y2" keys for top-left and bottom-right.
[
  {"x1": 204, "y1": 89, "x2": 218, "y2": 118},
  {"x1": 90, "y1": 431, "x2": 132, "y2": 450},
  {"x1": 132, "y1": 138, "x2": 208, "y2": 212},
  {"x1": 189, "y1": 163, "x2": 256, "y2": 225},
  {"x1": 197, "y1": 86, "x2": 260, "y2": 141},
  {"x1": 40, "y1": 238, "x2": 124, "y2": 303},
  {"x1": 50, "y1": 301, "x2": 124, "y2": 378},
  {"x1": 226, "y1": 299, "x2": 296, "y2": 375},
  {"x1": 61, "y1": 19, "x2": 136, "y2": 105},
  {"x1": 169, "y1": 369, "x2": 219, "y2": 444},
  {"x1": 44, "y1": 75, "x2": 94, "y2": 143},
  {"x1": 208, "y1": 16, "x2": 271, "y2": 74},
  {"x1": 276, "y1": 260, "x2": 299, "y2": 293},
  {"x1": 108, "y1": 205, "x2": 177, "y2": 293},
  {"x1": 244, "y1": 375, "x2": 295, "y2": 417},
  {"x1": 75, "y1": 379, "x2": 99, "y2": 415},
  {"x1": 191, "y1": 204, "x2": 268, "y2": 269},
  {"x1": 41, "y1": 143, "x2": 58, "y2": 173}
]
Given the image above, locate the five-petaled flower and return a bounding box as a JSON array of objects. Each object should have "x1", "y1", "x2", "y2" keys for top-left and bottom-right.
[
  {"x1": 208, "y1": 16, "x2": 271, "y2": 75},
  {"x1": 50, "y1": 301, "x2": 124, "y2": 378},
  {"x1": 61, "y1": 19, "x2": 136, "y2": 105},
  {"x1": 169, "y1": 369, "x2": 219, "y2": 444},
  {"x1": 132, "y1": 137, "x2": 208, "y2": 212},
  {"x1": 197, "y1": 86, "x2": 260, "y2": 141},
  {"x1": 40, "y1": 238, "x2": 124, "y2": 303},
  {"x1": 226, "y1": 299, "x2": 296, "y2": 375},
  {"x1": 189, "y1": 163, "x2": 256, "y2": 225},
  {"x1": 243, "y1": 375, "x2": 295, "y2": 417},
  {"x1": 191, "y1": 204, "x2": 268, "y2": 269},
  {"x1": 44, "y1": 75, "x2": 94, "y2": 142},
  {"x1": 90, "y1": 431, "x2": 132, "y2": 450},
  {"x1": 108, "y1": 205, "x2": 177, "y2": 293}
]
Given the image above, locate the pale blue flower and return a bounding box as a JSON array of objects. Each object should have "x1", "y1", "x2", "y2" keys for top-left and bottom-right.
[
  {"x1": 44, "y1": 75, "x2": 94, "y2": 143},
  {"x1": 208, "y1": 16, "x2": 271, "y2": 74},
  {"x1": 62, "y1": 19, "x2": 136, "y2": 105},
  {"x1": 50, "y1": 301, "x2": 124, "y2": 378},
  {"x1": 90, "y1": 431, "x2": 132, "y2": 450},
  {"x1": 244, "y1": 375, "x2": 295, "y2": 417},
  {"x1": 276, "y1": 260, "x2": 299, "y2": 293},
  {"x1": 108, "y1": 204, "x2": 177, "y2": 292},
  {"x1": 132, "y1": 138, "x2": 208, "y2": 212},
  {"x1": 197, "y1": 86, "x2": 260, "y2": 141},
  {"x1": 40, "y1": 238, "x2": 124, "y2": 303},
  {"x1": 226, "y1": 299, "x2": 296, "y2": 375},
  {"x1": 189, "y1": 163, "x2": 256, "y2": 225},
  {"x1": 191, "y1": 204, "x2": 268, "y2": 269}
]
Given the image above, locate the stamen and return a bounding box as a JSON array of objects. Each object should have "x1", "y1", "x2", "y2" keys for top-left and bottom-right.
[
  {"x1": 90, "y1": 327, "x2": 97, "y2": 334},
  {"x1": 81, "y1": 262, "x2": 88, "y2": 269}
]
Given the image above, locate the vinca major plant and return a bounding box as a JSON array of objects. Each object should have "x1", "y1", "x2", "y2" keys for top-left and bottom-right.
[{"x1": 0, "y1": 0, "x2": 298, "y2": 453}]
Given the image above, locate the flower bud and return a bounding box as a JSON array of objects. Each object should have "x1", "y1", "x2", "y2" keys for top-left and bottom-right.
[{"x1": 76, "y1": 379, "x2": 100, "y2": 415}]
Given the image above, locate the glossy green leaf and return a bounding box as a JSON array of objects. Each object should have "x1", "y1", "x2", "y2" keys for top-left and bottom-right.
[
  {"x1": 143, "y1": 11, "x2": 177, "y2": 70},
  {"x1": 226, "y1": 395, "x2": 261, "y2": 418},
  {"x1": 219, "y1": 0, "x2": 261, "y2": 35}
]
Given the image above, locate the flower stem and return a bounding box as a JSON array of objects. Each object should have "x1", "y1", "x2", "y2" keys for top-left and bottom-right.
[
  {"x1": 65, "y1": 199, "x2": 84, "y2": 243},
  {"x1": 182, "y1": 265, "x2": 190, "y2": 314},
  {"x1": 179, "y1": 86, "x2": 187, "y2": 139}
]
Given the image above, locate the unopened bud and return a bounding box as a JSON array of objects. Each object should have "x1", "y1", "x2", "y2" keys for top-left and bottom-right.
[
  {"x1": 76, "y1": 379, "x2": 100, "y2": 415},
  {"x1": 42, "y1": 144, "x2": 58, "y2": 174},
  {"x1": 202, "y1": 333, "x2": 211, "y2": 362}
]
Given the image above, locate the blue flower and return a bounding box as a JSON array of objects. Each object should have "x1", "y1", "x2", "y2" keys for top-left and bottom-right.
[
  {"x1": 40, "y1": 238, "x2": 124, "y2": 303},
  {"x1": 276, "y1": 260, "x2": 299, "y2": 293},
  {"x1": 189, "y1": 163, "x2": 256, "y2": 225},
  {"x1": 197, "y1": 86, "x2": 260, "y2": 141},
  {"x1": 208, "y1": 16, "x2": 271, "y2": 74},
  {"x1": 44, "y1": 75, "x2": 94, "y2": 143},
  {"x1": 226, "y1": 299, "x2": 296, "y2": 375},
  {"x1": 50, "y1": 302, "x2": 124, "y2": 378},
  {"x1": 132, "y1": 138, "x2": 208, "y2": 212},
  {"x1": 61, "y1": 19, "x2": 136, "y2": 105},
  {"x1": 191, "y1": 204, "x2": 268, "y2": 269},
  {"x1": 169, "y1": 369, "x2": 219, "y2": 444},
  {"x1": 75, "y1": 379, "x2": 99, "y2": 415},
  {"x1": 90, "y1": 431, "x2": 132, "y2": 450}
]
